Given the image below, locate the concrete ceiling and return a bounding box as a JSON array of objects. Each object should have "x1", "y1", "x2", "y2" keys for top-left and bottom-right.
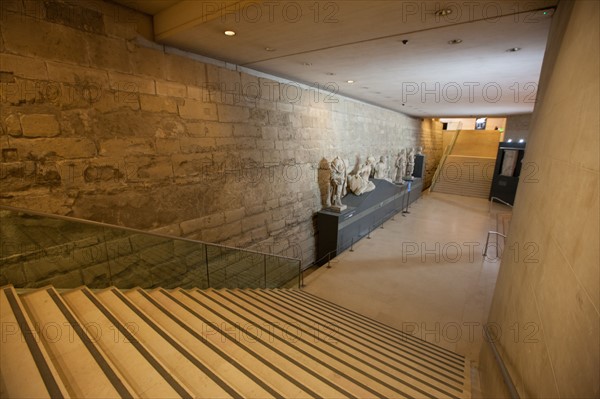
[{"x1": 112, "y1": 0, "x2": 558, "y2": 117}]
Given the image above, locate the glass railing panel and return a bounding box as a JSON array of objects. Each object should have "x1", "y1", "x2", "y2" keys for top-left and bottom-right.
[
  {"x1": 206, "y1": 245, "x2": 264, "y2": 289},
  {"x1": 265, "y1": 254, "x2": 300, "y2": 288},
  {"x1": 1, "y1": 206, "x2": 300, "y2": 290},
  {"x1": 1, "y1": 208, "x2": 110, "y2": 289}
]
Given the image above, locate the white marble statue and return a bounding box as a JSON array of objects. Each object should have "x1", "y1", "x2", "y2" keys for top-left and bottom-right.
[
  {"x1": 406, "y1": 147, "x2": 416, "y2": 177},
  {"x1": 394, "y1": 149, "x2": 407, "y2": 184},
  {"x1": 373, "y1": 156, "x2": 388, "y2": 179},
  {"x1": 416, "y1": 146, "x2": 423, "y2": 156},
  {"x1": 347, "y1": 158, "x2": 376, "y2": 196},
  {"x1": 366, "y1": 155, "x2": 376, "y2": 178},
  {"x1": 329, "y1": 156, "x2": 347, "y2": 211}
]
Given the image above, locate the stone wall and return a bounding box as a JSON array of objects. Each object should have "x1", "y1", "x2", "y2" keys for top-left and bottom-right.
[{"x1": 0, "y1": 0, "x2": 425, "y2": 267}]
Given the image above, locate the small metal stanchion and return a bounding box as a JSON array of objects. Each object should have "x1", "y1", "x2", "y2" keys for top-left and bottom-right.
[
  {"x1": 350, "y1": 238, "x2": 354, "y2": 252},
  {"x1": 402, "y1": 178, "x2": 413, "y2": 216},
  {"x1": 326, "y1": 252, "x2": 332, "y2": 268}
]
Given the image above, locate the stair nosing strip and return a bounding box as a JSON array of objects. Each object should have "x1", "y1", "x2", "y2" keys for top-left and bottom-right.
[
  {"x1": 79, "y1": 288, "x2": 193, "y2": 399},
  {"x1": 212, "y1": 289, "x2": 462, "y2": 398},
  {"x1": 3, "y1": 287, "x2": 65, "y2": 399},
  {"x1": 296, "y1": 290, "x2": 466, "y2": 362},
  {"x1": 136, "y1": 288, "x2": 281, "y2": 398},
  {"x1": 238, "y1": 289, "x2": 464, "y2": 397},
  {"x1": 264, "y1": 289, "x2": 466, "y2": 373},
  {"x1": 108, "y1": 288, "x2": 242, "y2": 399},
  {"x1": 45, "y1": 288, "x2": 134, "y2": 399},
  {"x1": 158, "y1": 289, "x2": 329, "y2": 399},
  {"x1": 187, "y1": 289, "x2": 409, "y2": 399}
]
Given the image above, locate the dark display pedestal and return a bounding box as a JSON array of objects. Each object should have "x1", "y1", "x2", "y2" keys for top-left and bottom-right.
[
  {"x1": 316, "y1": 178, "x2": 423, "y2": 265},
  {"x1": 489, "y1": 142, "x2": 526, "y2": 205}
]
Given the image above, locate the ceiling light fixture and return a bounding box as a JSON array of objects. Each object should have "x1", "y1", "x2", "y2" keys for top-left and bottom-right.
[
  {"x1": 518, "y1": 139, "x2": 525, "y2": 143},
  {"x1": 347, "y1": 80, "x2": 355, "y2": 84},
  {"x1": 506, "y1": 47, "x2": 522, "y2": 52},
  {"x1": 434, "y1": 8, "x2": 453, "y2": 17},
  {"x1": 302, "y1": 62, "x2": 312, "y2": 66},
  {"x1": 507, "y1": 139, "x2": 513, "y2": 143},
  {"x1": 264, "y1": 47, "x2": 276, "y2": 51},
  {"x1": 448, "y1": 39, "x2": 463, "y2": 45},
  {"x1": 224, "y1": 30, "x2": 236, "y2": 36}
]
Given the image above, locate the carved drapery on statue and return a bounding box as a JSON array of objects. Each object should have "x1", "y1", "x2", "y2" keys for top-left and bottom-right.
[
  {"x1": 347, "y1": 158, "x2": 376, "y2": 196},
  {"x1": 329, "y1": 156, "x2": 348, "y2": 212}
]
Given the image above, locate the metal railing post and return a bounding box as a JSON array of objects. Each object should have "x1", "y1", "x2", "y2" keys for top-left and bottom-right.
[
  {"x1": 204, "y1": 245, "x2": 210, "y2": 288},
  {"x1": 263, "y1": 255, "x2": 267, "y2": 289}
]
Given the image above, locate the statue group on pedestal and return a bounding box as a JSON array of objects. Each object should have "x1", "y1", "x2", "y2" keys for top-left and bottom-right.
[{"x1": 327, "y1": 146, "x2": 424, "y2": 212}]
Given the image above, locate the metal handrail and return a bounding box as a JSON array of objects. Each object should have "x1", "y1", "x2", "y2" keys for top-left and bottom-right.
[
  {"x1": 1, "y1": 204, "x2": 302, "y2": 289},
  {"x1": 483, "y1": 231, "x2": 507, "y2": 257},
  {"x1": 0, "y1": 204, "x2": 298, "y2": 261},
  {"x1": 430, "y1": 122, "x2": 462, "y2": 191},
  {"x1": 483, "y1": 325, "x2": 520, "y2": 399},
  {"x1": 489, "y1": 196, "x2": 514, "y2": 213}
]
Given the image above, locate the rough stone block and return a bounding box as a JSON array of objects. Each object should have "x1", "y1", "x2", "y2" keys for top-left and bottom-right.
[
  {"x1": 100, "y1": 138, "x2": 154, "y2": 157},
  {"x1": 217, "y1": 104, "x2": 250, "y2": 123},
  {"x1": 4, "y1": 114, "x2": 22, "y2": 136},
  {"x1": 178, "y1": 137, "x2": 216, "y2": 153},
  {"x1": 140, "y1": 94, "x2": 178, "y2": 113},
  {"x1": 155, "y1": 138, "x2": 180, "y2": 154},
  {"x1": 0, "y1": 53, "x2": 48, "y2": 81},
  {"x1": 171, "y1": 153, "x2": 211, "y2": 177},
  {"x1": 178, "y1": 99, "x2": 218, "y2": 121},
  {"x1": 156, "y1": 80, "x2": 187, "y2": 98},
  {"x1": 203, "y1": 122, "x2": 233, "y2": 138},
  {"x1": 9, "y1": 138, "x2": 96, "y2": 159},
  {"x1": 186, "y1": 85, "x2": 210, "y2": 101},
  {"x1": 86, "y1": 35, "x2": 131, "y2": 73},
  {"x1": 131, "y1": 45, "x2": 167, "y2": 79},
  {"x1": 46, "y1": 62, "x2": 109, "y2": 87},
  {"x1": 180, "y1": 213, "x2": 226, "y2": 235},
  {"x1": 232, "y1": 123, "x2": 261, "y2": 137},
  {"x1": 165, "y1": 54, "x2": 204, "y2": 86},
  {"x1": 20, "y1": 114, "x2": 60, "y2": 137},
  {"x1": 242, "y1": 212, "x2": 270, "y2": 232},
  {"x1": 224, "y1": 207, "x2": 245, "y2": 223},
  {"x1": 108, "y1": 71, "x2": 156, "y2": 95},
  {"x1": 201, "y1": 221, "x2": 242, "y2": 243},
  {"x1": 1, "y1": 15, "x2": 89, "y2": 66}
]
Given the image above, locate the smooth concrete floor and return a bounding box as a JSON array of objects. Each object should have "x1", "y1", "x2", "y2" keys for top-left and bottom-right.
[{"x1": 304, "y1": 191, "x2": 510, "y2": 369}]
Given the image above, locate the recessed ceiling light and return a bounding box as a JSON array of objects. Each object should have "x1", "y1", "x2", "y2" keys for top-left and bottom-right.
[
  {"x1": 302, "y1": 62, "x2": 312, "y2": 66},
  {"x1": 224, "y1": 30, "x2": 236, "y2": 36},
  {"x1": 347, "y1": 80, "x2": 355, "y2": 84},
  {"x1": 265, "y1": 47, "x2": 276, "y2": 51},
  {"x1": 518, "y1": 139, "x2": 525, "y2": 143},
  {"x1": 507, "y1": 139, "x2": 513, "y2": 143},
  {"x1": 448, "y1": 39, "x2": 463, "y2": 45},
  {"x1": 506, "y1": 47, "x2": 522, "y2": 52},
  {"x1": 435, "y1": 9, "x2": 453, "y2": 17}
]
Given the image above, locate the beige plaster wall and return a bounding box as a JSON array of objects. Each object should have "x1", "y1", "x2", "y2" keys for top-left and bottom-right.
[{"x1": 479, "y1": 1, "x2": 599, "y2": 397}]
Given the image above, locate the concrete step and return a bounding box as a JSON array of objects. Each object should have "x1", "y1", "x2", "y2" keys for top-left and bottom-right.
[
  {"x1": 18, "y1": 286, "x2": 137, "y2": 398},
  {"x1": 0, "y1": 286, "x2": 70, "y2": 399},
  {"x1": 61, "y1": 287, "x2": 194, "y2": 398},
  {"x1": 1, "y1": 285, "x2": 472, "y2": 398},
  {"x1": 95, "y1": 287, "x2": 238, "y2": 398}
]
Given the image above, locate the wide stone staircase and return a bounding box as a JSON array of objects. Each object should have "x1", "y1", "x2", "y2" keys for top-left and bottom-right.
[
  {"x1": 431, "y1": 155, "x2": 496, "y2": 198},
  {"x1": 1, "y1": 285, "x2": 472, "y2": 398}
]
